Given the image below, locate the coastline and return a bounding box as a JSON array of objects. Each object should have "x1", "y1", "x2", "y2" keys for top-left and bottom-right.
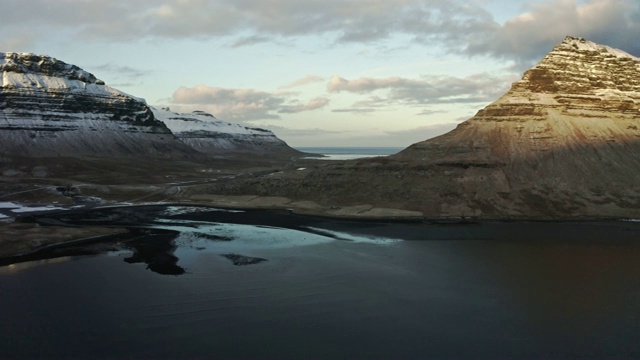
[{"x1": 2, "y1": 200, "x2": 639, "y2": 264}]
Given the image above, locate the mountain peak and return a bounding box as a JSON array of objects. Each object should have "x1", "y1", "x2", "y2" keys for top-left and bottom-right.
[
  {"x1": 0, "y1": 52, "x2": 104, "y2": 84},
  {"x1": 0, "y1": 52, "x2": 104, "y2": 85},
  {"x1": 380, "y1": 36, "x2": 640, "y2": 217},
  {"x1": 510, "y1": 36, "x2": 640, "y2": 94},
  {"x1": 558, "y1": 36, "x2": 639, "y2": 61}
]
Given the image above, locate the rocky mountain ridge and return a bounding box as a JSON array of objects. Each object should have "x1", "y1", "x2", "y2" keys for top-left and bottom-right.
[
  {"x1": 0, "y1": 52, "x2": 298, "y2": 159},
  {"x1": 210, "y1": 36, "x2": 640, "y2": 218},
  {"x1": 154, "y1": 107, "x2": 303, "y2": 157},
  {"x1": 0, "y1": 52, "x2": 195, "y2": 158}
]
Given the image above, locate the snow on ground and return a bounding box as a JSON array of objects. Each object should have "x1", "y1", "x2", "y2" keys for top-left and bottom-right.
[
  {"x1": 0, "y1": 202, "x2": 20, "y2": 209},
  {"x1": 0, "y1": 201, "x2": 67, "y2": 213},
  {"x1": 304, "y1": 227, "x2": 401, "y2": 245},
  {"x1": 152, "y1": 107, "x2": 276, "y2": 136}
]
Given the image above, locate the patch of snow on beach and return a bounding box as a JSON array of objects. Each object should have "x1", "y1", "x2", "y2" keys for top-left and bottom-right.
[
  {"x1": 304, "y1": 227, "x2": 401, "y2": 245},
  {"x1": 151, "y1": 219, "x2": 335, "y2": 250},
  {"x1": 11, "y1": 205, "x2": 67, "y2": 213},
  {"x1": 158, "y1": 206, "x2": 245, "y2": 217},
  {"x1": 0, "y1": 202, "x2": 20, "y2": 209}
]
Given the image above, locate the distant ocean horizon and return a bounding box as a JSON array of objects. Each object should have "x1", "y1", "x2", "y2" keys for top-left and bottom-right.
[{"x1": 295, "y1": 146, "x2": 404, "y2": 160}]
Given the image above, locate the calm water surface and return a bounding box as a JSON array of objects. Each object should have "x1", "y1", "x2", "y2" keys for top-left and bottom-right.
[
  {"x1": 297, "y1": 146, "x2": 403, "y2": 160},
  {"x1": 1, "y1": 206, "x2": 640, "y2": 359}
]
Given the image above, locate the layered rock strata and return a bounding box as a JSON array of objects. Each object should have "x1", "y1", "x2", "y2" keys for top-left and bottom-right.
[
  {"x1": 213, "y1": 36, "x2": 640, "y2": 218},
  {"x1": 154, "y1": 108, "x2": 303, "y2": 157},
  {"x1": 0, "y1": 52, "x2": 196, "y2": 158}
]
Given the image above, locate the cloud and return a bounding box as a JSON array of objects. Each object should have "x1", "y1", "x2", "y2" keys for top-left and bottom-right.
[
  {"x1": 331, "y1": 108, "x2": 376, "y2": 114},
  {"x1": 327, "y1": 73, "x2": 512, "y2": 109},
  {"x1": 0, "y1": 33, "x2": 37, "y2": 52},
  {"x1": 466, "y1": 0, "x2": 640, "y2": 66},
  {"x1": 2, "y1": 0, "x2": 637, "y2": 69},
  {"x1": 279, "y1": 75, "x2": 325, "y2": 89},
  {"x1": 230, "y1": 35, "x2": 271, "y2": 48},
  {"x1": 416, "y1": 109, "x2": 447, "y2": 116},
  {"x1": 91, "y1": 64, "x2": 151, "y2": 80},
  {"x1": 279, "y1": 97, "x2": 330, "y2": 114},
  {"x1": 328, "y1": 76, "x2": 425, "y2": 93},
  {"x1": 171, "y1": 85, "x2": 285, "y2": 121},
  {"x1": 0, "y1": 0, "x2": 496, "y2": 49},
  {"x1": 170, "y1": 85, "x2": 327, "y2": 121}
]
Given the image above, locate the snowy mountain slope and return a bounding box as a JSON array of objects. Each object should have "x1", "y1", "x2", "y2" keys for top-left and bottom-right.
[
  {"x1": 0, "y1": 52, "x2": 301, "y2": 160},
  {"x1": 154, "y1": 107, "x2": 303, "y2": 156},
  {"x1": 0, "y1": 52, "x2": 197, "y2": 158}
]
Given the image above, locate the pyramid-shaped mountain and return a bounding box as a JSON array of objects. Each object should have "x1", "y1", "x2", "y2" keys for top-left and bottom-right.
[{"x1": 218, "y1": 36, "x2": 640, "y2": 218}]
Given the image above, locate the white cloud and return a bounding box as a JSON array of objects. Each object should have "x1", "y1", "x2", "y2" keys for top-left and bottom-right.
[
  {"x1": 279, "y1": 97, "x2": 331, "y2": 114},
  {"x1": 327, "y1": 73, "x2": 513, "y2": 109},
  {"x1": 91, "y1": 64, "x2": 151, "y2": 80},
  {"x1": 1, "y1": 0, "x2": 637, "y2": 65},
  {"x1": 327, "y1": 76, "x2": 426, "y2": 93},
  {"x1": 466, "y1": 0, "x2": 640, "y2": 67},
  {"x1": 331, "y1": 108, "x2": 377, "y2": 114},
  {"x1": 170, "y1": 85, "x2": 328, "y2": 121},
  {"x1": 279, "y1": 75, "x2": 325, "y2": 89},
  {"x1": 0, "y1": 1, "x2": 495, "y2": 48}
]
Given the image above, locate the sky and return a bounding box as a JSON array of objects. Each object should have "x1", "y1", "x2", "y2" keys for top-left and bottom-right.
[{"x1": 1, "y1": 0, "x2": 639, "y2": 147}]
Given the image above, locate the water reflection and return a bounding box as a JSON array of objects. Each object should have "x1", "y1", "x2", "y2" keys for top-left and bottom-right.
[
  {"x1": 122, "y1": 233, "x2": 185, "y2": 275},
  {"x1": 0, "y1": 256, "x2": 72, "y2": 274},
  {"x1": 3, "y1": 206, "x2": 640, "y2": 358}
]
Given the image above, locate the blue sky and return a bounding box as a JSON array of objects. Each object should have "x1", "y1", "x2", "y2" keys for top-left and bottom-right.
[{"x1": 1, "y1": 0, "x2": 638, "y2": 147}]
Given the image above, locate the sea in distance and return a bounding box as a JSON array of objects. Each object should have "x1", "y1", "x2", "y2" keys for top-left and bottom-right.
[
  {"x1": 296, "y1": 146, "x2": 403, "y2": 160},
  {"x1": 2, "y1": 205, "x2": 640, "y2": 359}
]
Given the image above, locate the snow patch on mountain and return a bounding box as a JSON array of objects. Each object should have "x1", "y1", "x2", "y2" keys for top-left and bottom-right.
[
  {"x1": 0, "y1": 52, "x2": 196, "y2": 158},
  {"x1": 154, "y1": 107, "x2": 301, "y2": 156},
  {"x1": 154, "y1": 108, "x2": 271, "y2": 136},
  {"x1": 0, "y1": 52, "x2": 302, "y2": 159},
  {"x1": 560, "y1": 36, "x2": 640, "y2": 61}
]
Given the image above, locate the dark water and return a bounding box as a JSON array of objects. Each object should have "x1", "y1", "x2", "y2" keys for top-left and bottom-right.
[{"x1": 1, "y1": 206, "x2": 640, "y2": 359}]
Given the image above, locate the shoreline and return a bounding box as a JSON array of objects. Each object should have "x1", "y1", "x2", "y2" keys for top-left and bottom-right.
[
  {"x1": 1, "y1": 202, "x2": 640, "y2": 265},
  {"x1": 10, "y1": 198, "x2": 640, "y2": 222}
]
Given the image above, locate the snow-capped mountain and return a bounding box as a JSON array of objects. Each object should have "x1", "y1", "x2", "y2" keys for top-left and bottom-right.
[
  {"x1": 0, "y1": 52, "x2": 198, "y2": 158},
  {"x1": 153, "y1": 108, "x2": 303, "y2": 157},
  {"x1": 0, "y1": 52, "x2": 299, "y2": 160},
  {"x1": 216, "y1": 36, "x2": 640, "y2": 218}
]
